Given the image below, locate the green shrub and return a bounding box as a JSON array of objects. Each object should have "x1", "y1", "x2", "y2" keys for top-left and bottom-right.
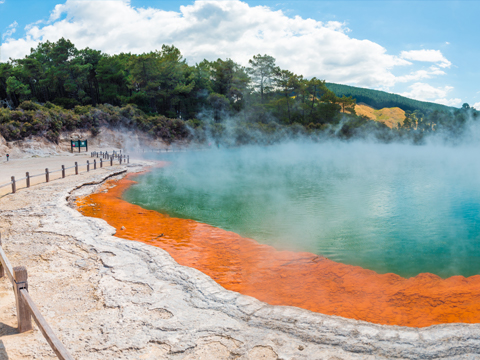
[
  {"x1": 19, "y1": 101, "x2": 41, "y2": 111},
  {"x1": 74, "y1": 105, "x2": 92, "y2": 115},
  {"x1": 91, "y1": 127, "x2": 100, "y2": 136},
  {"x1": 44, "y1": 102, "x2": 56, "y2": 109},
  {"x1": 46, "y1": 130, "x2": 59, "y2": 143},
  {"x1": 0, "y1": 102, "x2": 191, "y2": 144}
]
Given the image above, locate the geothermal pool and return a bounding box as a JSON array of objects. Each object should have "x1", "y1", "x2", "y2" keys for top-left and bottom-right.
[
  {"x1": 127, "y1": 143, "x2": 480, "y2": 279},
  {"x1": 78, "y1": 142, "x2": 480, "y2": 327}
]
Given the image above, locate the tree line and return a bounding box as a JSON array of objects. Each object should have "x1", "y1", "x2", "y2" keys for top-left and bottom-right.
[
  {"x1": 0, "y1": 38, "x2": 477, "y2": 145},
  {"x1": 0, "y1": 38, "x2": 356, "y2": 125}
]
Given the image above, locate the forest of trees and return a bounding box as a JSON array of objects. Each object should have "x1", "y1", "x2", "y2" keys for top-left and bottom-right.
[
  {"x1": 0, "y1": 38, "x2": 478, "y2": 145},
  {"x1": 325, "y1": 83, "x2": 455, "y2": 113}
]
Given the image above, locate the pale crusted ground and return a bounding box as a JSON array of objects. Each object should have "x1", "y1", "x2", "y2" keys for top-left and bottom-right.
[{"x1": 1, "y1": 157, "x2": 480, "y2": 359}]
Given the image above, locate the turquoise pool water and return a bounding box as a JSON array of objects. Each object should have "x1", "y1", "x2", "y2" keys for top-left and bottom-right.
[{"x1": 124, "y1": 142, "x2": 480, "y2": 278}]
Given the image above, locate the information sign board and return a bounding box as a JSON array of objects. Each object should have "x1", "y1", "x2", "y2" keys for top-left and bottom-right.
[{"x1": 71, "y1": 139, "x2": 88, "y2": 152}]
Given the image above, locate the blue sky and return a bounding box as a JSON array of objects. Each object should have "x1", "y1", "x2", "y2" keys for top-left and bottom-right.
[{"x1": 1, "y1": 0, "x2": 479, "y2": 108}]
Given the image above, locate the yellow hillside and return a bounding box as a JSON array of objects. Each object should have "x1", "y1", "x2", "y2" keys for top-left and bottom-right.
[{"x1": 355, "y1": 104, "x2": 405, "y2": 128}]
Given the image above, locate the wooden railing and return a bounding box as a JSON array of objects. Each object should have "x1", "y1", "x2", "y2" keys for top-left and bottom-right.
[
  {"x1": 0, "y1": 234, "x2": 73, "y2": 359},
  {"x1": 92, "y1": 148, "x2": 210, "y2": 159},
  {"x1": 0, "y1": 155, "x2": 129, "y2": 196},
  {"x1": 91, "y1": 151, "x2": 129, "y2": 163},
  {"x1": 0, "y1": 151, "x2": 134, "y2": 357}
]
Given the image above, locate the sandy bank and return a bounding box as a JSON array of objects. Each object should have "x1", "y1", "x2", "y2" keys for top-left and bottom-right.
[{"x1": 1, "y1": 158, "x2": 480, "y2": 359}]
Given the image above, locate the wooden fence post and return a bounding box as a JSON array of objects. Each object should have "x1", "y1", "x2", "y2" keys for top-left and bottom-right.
[
  {"x1": 45, "y1": 168, "x2": 49, "y2": 183},
  {"x1": 62, "y1": 165, "x2": 65, "y2": 178},
  {"x1": 87, "y1": 160, "x2": 90, "y2": 172},
  {"x1": 100, "y1": 158, "x2": 103, "y2": 168},
  {"x1": 26, "y1": 172, "x2": 30, "y2": 188},
  {"x1": 110, "y1": 156, "x2": 113, "y2": 166},
  {"x1": 75, "y1": 162, "x2": 78, "y2": 175},
  {"x1": 13, "y1": 266, "x2": 32, "y2": 333},
  {"x1": 119, "y1": 156, "x2": 122, "y2": 164},
  {"x1": 11, "y1": 176, "x2": 16, "y2": 194},
  {"x1": 94, "y1": 159, "x2": 97, "y2": 170}
]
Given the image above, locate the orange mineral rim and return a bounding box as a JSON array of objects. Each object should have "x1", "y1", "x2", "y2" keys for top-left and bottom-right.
[{"x1": 76, "y1": 171, "x2": 480, "y2": 328}]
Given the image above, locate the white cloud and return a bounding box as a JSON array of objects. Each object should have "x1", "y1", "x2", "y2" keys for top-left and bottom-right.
[
  {"x1": 401, "y1": 82, "x2": 453, "y2": 100},
  {"x1": 396, "y1": 66, "x2": 446, "y2": 83},
  {"x1": 473, "y1": 102, "x2": 480, "y2": 110},
  {"x1": 2, "y1": 21, "x2": 18, "y2": 40},
  {"x1": 0, "y1": 0, "x2": 424, "y2": 89},
  {"x1": 0, "y1": 1, "x2": 5, "y2": 4},
  {"x1": 400, "y1": 82, "x2": 461, "y2": 107},
  {"x1": 400, "y1": 49, "x2": 451, "y2": 68},
  {"x1": 434, "y1": 98, "x2": 462, "y2": 107}
]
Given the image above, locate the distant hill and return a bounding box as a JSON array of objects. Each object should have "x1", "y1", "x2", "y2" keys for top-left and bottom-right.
[
  {"x1": 326, "y1": 83, "x2": 455, "y2": 113},
  {"x1": 355, "y1": 104, "x2": 405, "y2": 128}
]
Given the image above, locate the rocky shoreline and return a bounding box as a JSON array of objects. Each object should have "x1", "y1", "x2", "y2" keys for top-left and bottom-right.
[{"x1": 1, "y1": 160, "x2": 480, "y2": 359}]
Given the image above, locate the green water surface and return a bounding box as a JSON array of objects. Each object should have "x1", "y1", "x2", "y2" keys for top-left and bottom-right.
[{"x1": 123, "y1": 143, "x2": 480, "y2": 278}]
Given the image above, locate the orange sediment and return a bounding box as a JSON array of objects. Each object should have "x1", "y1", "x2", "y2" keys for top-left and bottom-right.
[{"x1": 77, "y1": 173, "x2": 480, "y2": 328}]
